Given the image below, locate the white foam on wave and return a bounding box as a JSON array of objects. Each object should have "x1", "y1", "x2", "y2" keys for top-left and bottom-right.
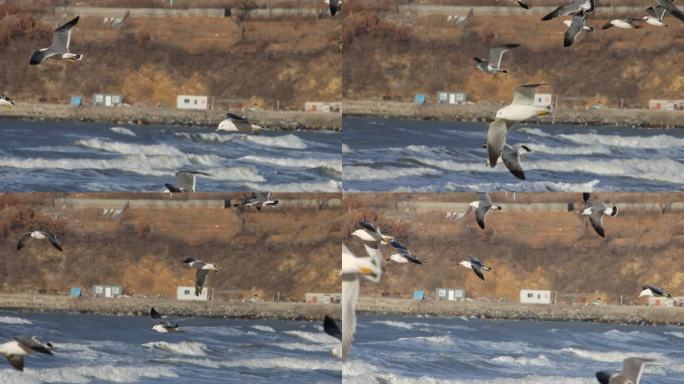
[
  {"x1": 395, "y1": 335, "x2": 454, "y2": 346},
  {"x1": 344, "y1": 165, "x2": 442, "y2": 181},
  {"x1": 251, "y1": 325, "x2": 276, "y2": 333},
  {"x1": 239, "y1": 155, "x2": 342, "y2": 172},
  {"x1": 246, "y1": 134, "x2": 308, "y2": 149},
  {"x1": 525, "y1": 158, "x2": 684, "y2": 184},
  {"x1": 77, "y1": 138, "x2": 184, "y2": 156},
  {"x1": 0, "y1": 155, "x2": 187, "y2": 176},
  {"x1": 562, "y1": 347, "x2": 665, "y2": 363},
  {"x1": 342, "y1": 143, "x2": 353, "y2": 153},
  {"x1": 0, "y1": 364, "x2": 177, "y2": 384},
  {"x1": 241, "y1": 179, "x2": 341, "y2": 192},
  {"x1": 142, "y1": 341, "x2": 209, "y2": 356},
  {"x1": 204, "y1": 167, "x2": 266, "y2": 182},
  {"x1": 176, "y1": 132, "x2": 242, "y2": 143},
  {"x1": 55, "y1": 343, "x2": 101, "y2": 361},
  {"x1": 601, "y1": 329, "x2": 665, "y2": 343},
  {"x1": 440, "y1": 179, "x2": 601, "y2": 193},
  {"x1": 371, "y1": 320, "x2": 416, "y2": 330},
  {"x1": 285, "y1": 330, "x2": 337, "y2": 344},
  {"x1": 665, "y1": 331, "x2": 684, "y2": 339},
  {"x1": 0, "y1": 316, "x2": 32, "y2": 324},
  {"x1": 525, "y1": 143, "x2": 612, "y2": 155},
  {"x1": 109, "y1": 127, "x2": 136, "y2": 137},
  {"x1": 556, "y1": 132, "x2": 684, "y2": 149},
  {"x1": 273, "y1": 342, "x2": 330, "y2": 352},
  {"x1": 161, "y1": 356, "x2": 340, "y2": 371},
  {"x1": 491, "y1": 354, "x2": 554, "y2": 367}
]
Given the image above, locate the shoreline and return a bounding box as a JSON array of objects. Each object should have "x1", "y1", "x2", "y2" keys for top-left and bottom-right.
[
  {"x1": 0, "y1": 294, "x2": 339, "y2": 321},
  {"x1": 357, "y1": 298, "x2": 684, "y2": 326},
  {"x1": 343, "y1": 100, "x2": 684, "y2": 129},
  {"x1": 0, "y1": 103, "x2": 341, "y2": 131}
]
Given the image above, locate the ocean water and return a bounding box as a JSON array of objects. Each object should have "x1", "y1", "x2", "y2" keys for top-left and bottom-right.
[
  {"x1": 0, "y1": 119, "x2": 341, "y2": 192},
  {"x1": 344, "y1": 314, "x2": 684, "y2": 383},
  {"x1": 342, "y1": 117, "x2": 684, "y2": 192},
  {"x1": 0, "y1": 311, "x2": 340, "y2": 383}
]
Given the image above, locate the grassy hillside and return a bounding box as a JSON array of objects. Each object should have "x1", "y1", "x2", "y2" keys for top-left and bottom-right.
[
  {"x1": 343, "y1": 192, "x2": 684, "y2": 303},
  {"x1": 0, "y1": 193, "x2": 341, "y2": 301},
  {"x1": 343, "y1": 7, "x2": 684, "y2": 108},
  {"x1": 0, "y1": 3, "x2": 341, "y2": 109}
]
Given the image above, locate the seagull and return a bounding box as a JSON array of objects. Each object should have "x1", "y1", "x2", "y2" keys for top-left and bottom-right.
[
  {"x1": 233, "y1": 192, "x2": 279, "y2": 210},
  {"x1": 0, "y1": 336, "x2": 54, "y2": 371},
  {"x1": 656, "y1": 0, "x2": 684, "y2": 22},
  {"x1": 643, "y1": 6, "x2": 669, "y2": 26},
  {"x1": 468, "y1": 193, "x2": 502, "y2": 230},
  {"x1": 448, "y1": 9, "x2": 473, "y2": 26},
  {"x1": 602, "y1": 18, "x2": 642, "y2": 29},
  {"x1": 323, "y1": 315, "x2": 342, "y2": 340},
  {"x1": 542, "y1": 0, "x2": 595, "y2": 21},
  {"x1": 17, "y1": 231, "x2": 63, "y2": 252},
  {"x1": 639, "y1": 285, "x2": 672, "y2": 298},
  {"x1": 581, "y1": 192, "x2": 618, "y2": 238},
  {"x1": 386, "y1": 240, "x2": 424, "y2": 264},
  {"x1": 337, "y1": 243, "x2": 381, "y2": 359},
  {"x1": 324, "y1": 0, "x2": 342, "y2": 16},
  {"x1": 564, "y1": 12, "x2": 594, "y2": 47},
  {"x1": 351, "y1": 220, "x2": 395, "y2": 262},
  {"x1": 0, "y1": 95, "x2": 15, "y2": 108},
  {"x1": 164, "y1": 170, "x2": 211, "y2": 193},
  {"x1": 150, "y1": 307, "x2": 183, "y2": 333},
  {"x1": 483, "y1": 143, "x2": 532, "y2": 179},
  {"x1": 459, "y1": 256, "x2": 493, "y2": 281},
  {"x1": 473, "y1": 44, "x2": 520, "y2": 75},
  {"x1": 217, "y1": 113, "x2": 263, "y2": 132},
  {"x1": 509, "y1": 0, "x2": 530, "y2": 9},
  {"x1": 596, "y1": 358, "x2": 654, "y2": 384},
  {"x1": 29, "y1": 16, "x2": 83, "y2": 65},
  {"x1": 182, "y1": 258, "x2": 218, "y2": 296}
]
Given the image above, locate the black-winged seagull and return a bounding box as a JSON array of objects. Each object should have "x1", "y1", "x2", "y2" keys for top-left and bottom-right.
[
  {"x1": 564, "y1": 12, "x2": 594, "y2": 47},
  {"x1": 164, "y1": 170, "x2": 210, "y2": 193},
  {"x1": 0, "y1": 336, "x2": 54, "y2": 371},
  {"x1": 386, "y1": 240, "x2": 425, "y2": 265},
  {"x1": 469, "y1": 192, "x2": 502, "y2": 230},
  {"x1": 182, "y1": 258, "x2": 218, "y2": 296},
  {"x1": 643, "y1": 6, "x2": 669, "y2": 26},
  {"x1": 473, "y1": 44, "x2": 520, "y2": 75},
  {"x1": 581, "y1": 192, "x2": 618, "y2": 238},
  {"x1": 30, "y1": 16, "x2": 83, "y2": 65},
  {"x1": 150, "y1": 307, "x2": 182, "y2": 333},
  {"x1": 656, "y1": 0, "x2": 684, "y2": 22},
  {"x1": 0, "y1": 95, "x2": 15, "y2": 107},
  {"x1": 233, "y1": 192, "x2": 279, "y2": 210},
  {"x1": 17, "y1": 231, "x2": 63, "y2": 252},
  {"x1": 460, "y1": 256, "x2": 493, "y2": 281},
  {"x1": 217, "y1": 113, "x2": 263, "y2": 132},
  {"x1": 483, "y1": 143, "x2": 532, "y2": 180},
  {"x1": 639, "y1": 284, "x2": 672, "y2": 298},
  {"x1": 448, "y1": 8, "x2": 473, "y2": 26},
  {"x1": 323, "y1": 315, "x2": 342, "y2": 340},
  {"x1": 511, "y1": 0, "x2": 530, "y2": 9},
  {"x1": 542, "y1": 0, "x2": 595, "y2": 21},
  {"x1": 595, "y1": 357, "x2": 654, "y2": 384},
  {"x1": 324, "y1": 0, "x2": 342, "y2": 16}
]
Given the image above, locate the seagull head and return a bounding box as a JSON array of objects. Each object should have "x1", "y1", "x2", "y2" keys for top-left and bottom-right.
[
  {"x1": 493, "y1": 205, "x2": 503, "y2": 211},
  {"x1": 380, "y1": 234, "x2": 395, "y2": 245},
  {"x1": 206, "y1": 263, "x2": 219, "y2": 271}
]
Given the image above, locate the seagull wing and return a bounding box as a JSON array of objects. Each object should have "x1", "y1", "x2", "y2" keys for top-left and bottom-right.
[
  {"x1": 341, "y1": 274, "x2": 359, "y2": 359},
  {"x1": 475, "y1": 206, "x2": 489, "y2": 230},
  {"x1": 16, "y1": 233, "x2": 33, "y2": 251},
  {"x1": 323, "y1": 315, "x2": 342, "y2": 340},
  {"x1": 487, "y1": 119, "x2": 508, "y2": 167},
  {"x1": 654, "y1": 5, "x2": 669, "y2": 21},
  {"x1": 358, "y1": 220, "x2": 379, "y2": 234},
  {"x1": 542, "y1": 0, "x2": 583, "y2": 21},
  {"x1": 45, "y1": 232, "x2": 63, "y2": 252},
  {"x1": 150, "y1": 307, "x2": 163, "y2": 321},
  {"x1": 489, "y1": 44, "x2": 519, "y2": 68},
  {"x1": 471, "y1": 264, "x2": 485, "y2": 280},
  {"x1": 501, "y1": 145, "x2": 525, "y2": 180},
  {"x1": 589, "y1": 210, "x2": 606, "y2": 238},
  {"x1": 512, "y1": 84, "x2": 545, "y2": 105},
  {"x1": 175, "y1": 171, "x2": 197, "y2": 192},
  {"x1": 15, "y1": 336, "x2": 53, "y2": 355},
  {"x1": 622, "y1": 358, "x2": 654, "y2": 384},
  {"x1": 658, "y1": 0, "x2": 684, "y2": 21},
  {"x1": 5, "y1": 355, "x2": 24, "y2": 371},
  {"x1": 195, "y1": 269, "x2": 209, "y2": 296},
  {"x1": 477, "y1": 192, "x2": 492, "y2": 205},
  {"x1": 50, "y1": 16, "x2": 79, "y2": 52}
]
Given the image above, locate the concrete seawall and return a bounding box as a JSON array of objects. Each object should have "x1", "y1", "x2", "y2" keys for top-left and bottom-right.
[
  {"x1": 0, "y1": 103, "x2": 341, "y2": 131},
  {"x1": 0, "y1": 294, "x2": 339, "y2": 321},
  {"x1": 357, "y1": 297, "x2": 684, "y2": 325},
  {"x1": 343, "y1": 100, "x2": 684, "y2": 129}
]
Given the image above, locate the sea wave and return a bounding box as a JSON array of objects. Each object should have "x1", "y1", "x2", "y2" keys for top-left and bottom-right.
[
  {"x1": 109, "y1": 127, "x2": 136, "y2": 137},
  {"x1": 0, "y1": 316, "x2": 32, "y2": 324},
  {"x1": 344, "y1": 166, "x2": 442, "y2": 181},
  {"x1": 285, "y1": 330, "x2": 336, "y2": 344},
  {"x1": 142, "y1": 341, "x2": 209, "y2": 356},
  {"x1": 0, "y1": 364, "x2": 177, "y2": 384},
  {"x1": 239, "y1": 155, "x2": 342, "y2": 172},
  {"x1": 0, "y1": 155, "x2": 187, "y2": 176},
  {"x1": 77, "y1": 138, "x2": 184, "y2": 156},
  {"x1": 246, "y1": 134, "x2": 308, "y2": 149},
  {"x1": 439, "y1": 179, "x2": 601, "y2": 193},
  {"x1": 491, "y1": 354, "x2": 554, "y2": 367},
  {"x1": 556, "y1": 132, "x2": 684, "y2": 149},
  {"x1": 524, "y1": 158, "x2": 684, "y2": 184},
  {"x1": 251, "y1": 325, "x2": 276, "y2": 333},
  {"x1": 561, "y1": 347, "x2": 665, "y2": 363},
  {"x1": 241, "y1": 179, "x2": 341, "y2": 192}
]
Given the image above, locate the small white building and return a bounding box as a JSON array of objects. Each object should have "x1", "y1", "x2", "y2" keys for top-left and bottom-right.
[
  {"x1": 649, "y1": 99, "x2": 684, "y2": 111},
  {"x1": 177, "y1": 95, "x2": 209, "y2": 110},
  {"x1": 437, "y1": 91, "x2": 468, "y2": 105},
  {"x1": 93, "y1": 93, "x2": 123, "y2": 107},
  {"x1": 92, "y1": 284, "x2": 122, "y2": 298},
  {"x1": 177, "y1": 286, "x2": 210, "y2": 301},
  {"x1": 520, "y1": 289, "x2": 553, "y2": 304},
  {"x1": 304, "y1": 101, "x2": 341, "y2": 113},
  {"x1": 305, "y1": 292, "x2": 341, "y2": 304},
  {"x1": 648, "y1": 296, "x2": 674, "y2": 307},
  {"x1": 435, "y1": 288, "x2": 466, "y2": 301},
  {"x1": 533, "y1": 93, "x2": 554, "y2": 108}
]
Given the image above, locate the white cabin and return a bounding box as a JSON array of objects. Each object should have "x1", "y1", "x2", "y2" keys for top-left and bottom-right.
[
  {"x1": 177, "y1": 286, "x2": 210, "y2": 301},
  {"x1": 177, "y1": 95, "x2": 209, "y2": 110},
  {"x1": 520, "y1": 289, "x2": 553, "y2": 304}
]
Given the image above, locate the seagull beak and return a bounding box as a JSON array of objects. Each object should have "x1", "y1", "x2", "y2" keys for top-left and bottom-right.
[
  {"x1": 360, "y1": 266, "x2": 374, "y2": 275},
  {"x1": 381, "y1": 235, "x2": 394, "y2": 245},
  {"x1": 536, "y1": 110, "x2": 550, "y2": 116}
]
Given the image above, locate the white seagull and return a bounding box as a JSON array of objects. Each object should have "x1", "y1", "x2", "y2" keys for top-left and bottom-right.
[
  {"x1": 233, "y1": 192, "x2": 279, "y2": 210},
  {"x1": 0, "y1": 336, "x2": 54, "y2": 371},
  {"x1": 337, "y1": 243, "x2": 381, "y2": 359},
  {"x1": 602, "y1": 18, "x2": 642, "y2": 30},
  {"x1": 0, "y1": 95, "x2": 15, "y2": 108},
  {"x1": 164, "y1": 170, "x2": 211, "y2": 193},
  {"x1": 542, "y1": 0, "x2": 595, "y2": 21},
  {"x1": 30, "y1": 16, "x2": 83, "y2": 65},
  {"x1": 459, "y1": 256, "x2": 493, "y2": 281},
  {"x1": 639, "y1": 284, "x2": 672, "y2": 298},
  {"x1": 595, "y1": 358, "x2": 654, "y2": 384},
  {"x1": 182, "y1": 258, "x2": 219, "y2": 296},
  {"x1": 473, "y1": 44, "x2": 520, "y2": 75},
  {"x1": 217, "y1": 113, "x2": 263, "y2": 132},
  {"x1": 643, "y1": 6, "x2": 669, "y2": 26},
  {"x1": 581, "y1": 192, "x2": 618, "y2": 238},
  {"x1": 150, "y1": 307, "x2": 183, "y2": 333},
  {"x1": 386, "y1": 240, "x2": 425, "y2": 265},
  {"x1": 17, "y1": 231, "x2": 63, "y2": 252},
  {"x1": 469, "y1": 192, "x2": 502, "y2": 230}
]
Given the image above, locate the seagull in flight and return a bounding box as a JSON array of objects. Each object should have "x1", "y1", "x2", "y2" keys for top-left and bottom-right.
[
  {"x1": 30, "y1": 16, "x2": 83, "y2": 65},
  {"x1": 165, "y1": 170, "x2": 211, "y2": 193},
  {"x1": 473, "y1": 44, "x2": 520, "y2": 75},
  {"x1": 581, "y1": 192, "x2": 618, "y2": 238},
  {"x1": 0, "y1": 336, "x2": 54, "y2": 371},
  {"x1": 233, "y1": 192, "x2": 279, "y2": 210},
  {"x1": 17, "y1": 230, "x2": 63, "y2": 252},
  {"x1": 460, "y1": 256, "x2": 493, "y2": 281},
  {"x1": 150, "y1": 307, "x2": 183, "y2": 333},
  {"x1": 596, "y1": 357, "x2": 654, "y2": 384},
  {"x1": 182, "y1": 258, "x2": 218, "y2": 296}
]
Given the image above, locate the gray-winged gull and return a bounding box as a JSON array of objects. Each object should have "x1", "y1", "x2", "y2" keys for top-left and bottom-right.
[
  {"x1": 459, "y1": 256, "x2": 493, "y2": 281},
  {"x1": 0, "y1": 336, "x2": 54, "y2": 371},
  {"x1": 30, "y1": 16, "x2": 83, "y2": 65},
  {"x1": 165, "y1": 170, "x2": 211, "y2": 193},
  {"x1": 182, "y1": 258, "x2": 219, "y2": 296},
  {"x1": 542, "y1": 0, "x2": 595, "y2": 21},
  {"x1": 596, "y1": 357, "x2": 654, "y2": 384},
  {"x1": 473, "y1": 44, "x2": 520, "y2": 75},
  {"x1": 17, "y1": 231, "x2": 63, "y2": 252},
  {"x1": 150, "y1": 307, "x2": 183, "y2": 333},
  {"x1": 581, "y1": 192, "x2": 618, "y2": 238}
]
